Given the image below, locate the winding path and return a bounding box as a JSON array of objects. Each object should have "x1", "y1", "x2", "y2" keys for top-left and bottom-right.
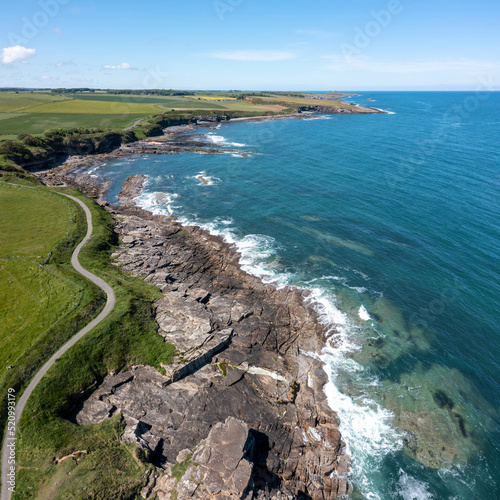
[
  {"x1": 124, "y1": 117, "x2": 146, "y2": 131},
  {"x1": 1, "y1": 193, "x2": 116, "y2": 500}
]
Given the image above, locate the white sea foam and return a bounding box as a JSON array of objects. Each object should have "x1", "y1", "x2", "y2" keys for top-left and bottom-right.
[
  {"x1": 303, "y1": 115, "x2": 333, "y2": 121},
  {"x1": 359, "y1": 305, "x2": 371, "y2": 321},
  {"x1": 372, "y1": 107, "x2": 396, "y2": 115},
  {"x1": 176, "y1": 215, "x2": 292, "y2": 288},
  {"x1": 85, "y1": 165, "x2": 100, "y2": 175},
  {"x1": 134, "y1": 182, "x2": 180, "y2": 216},
  {"x1": 396, "y1": 471, "x2": 433, "y2": 500},
  {"x1": 304, "y1": 287, "x2": 403, "y2": 499},
  {"x1": 234, "y1": 234, "x2": 291, "y2": 288},
  {"x1": 303, "y1": 275, "x2": 369, "y2": 295},
  {"x1": 206, "y1": 134, "x2": 225, "y2": 144},
  {"x1": 192, "y1": 171, "x2": 221, "y2": 186},
  {"x1": 206, "y1": 133, "x2": 246, "y2": 147}
]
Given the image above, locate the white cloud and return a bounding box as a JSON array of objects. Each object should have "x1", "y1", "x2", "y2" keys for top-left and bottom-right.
[
  {"x1": 53, "y1": 28, "x2": 63, "y2": 35},
  {"x1": 208, "y1": 50, "x2": 295, "y2": 62},
  {"x1": 1, "y1": 45, "x2": 36, "y2": 64},
  {"x1": 102, "y1": 62, "x2": 131, "y2": 70},
  {"x1": 321, "y1": 55, "x2": 500, "y2": 74}
]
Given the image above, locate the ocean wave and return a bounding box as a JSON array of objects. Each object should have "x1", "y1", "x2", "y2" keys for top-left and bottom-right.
[
  {"x1": 186, "y1": 220, "x2": 292, "y2": 288},
  {"x1": 192, "y1": 171, "x2": 221, "y2": 186},
  {"x1": 304, "y1": 287, "x2": 403, "y2": 499},
  {"x1": 359, "y1": 305, "x2": 371, "y2": 321},
  {"x1": 134, "y1": 182, "x2": 180, "y2": 216},
  {"x1": 396, "y1": 471, "x2": 433, "y2": 500},
  {"x1": 205, "y1": 132, "x2": 246, "y2": 147},
  {"x1": 303, "y1": 274, "x2": 369, "y2": 296},
  {"x1": 372, "y1": 107, "x2": 396, "y2": 115},
  {"x1": 303, "y1": 115, "x2": 333, "y2": 121}
]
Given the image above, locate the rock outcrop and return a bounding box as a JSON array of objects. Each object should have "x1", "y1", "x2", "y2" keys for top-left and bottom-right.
[
  {"x1": 59, "y1": 172, "x2": 350, "y2": 499},
  {"x1": 298, "y1": 105, "x2": 383, "y2": 114}
]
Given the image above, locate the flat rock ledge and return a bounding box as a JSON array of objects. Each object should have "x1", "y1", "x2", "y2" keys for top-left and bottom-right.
[{"x1": 65, "y1": 173, "x2": 350, "y2": 499}]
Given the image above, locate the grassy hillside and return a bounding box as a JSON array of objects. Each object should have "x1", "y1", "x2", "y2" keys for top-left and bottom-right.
[{"x1": 0, "y1": 175, "x2": 175, "y2": 498}]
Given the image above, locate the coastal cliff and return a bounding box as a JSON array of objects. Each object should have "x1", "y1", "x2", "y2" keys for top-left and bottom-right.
[
  {"x1": 50, "y1": 172, "x2": 350, "y2": 499},
  {"x1": 8, "y1": 104, "x2": 382, "y2": 173}
]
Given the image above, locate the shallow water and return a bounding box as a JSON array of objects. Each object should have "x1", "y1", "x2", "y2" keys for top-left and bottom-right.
[{"x1": 92, "y1": 92, "x2": 500, "y2": 499}]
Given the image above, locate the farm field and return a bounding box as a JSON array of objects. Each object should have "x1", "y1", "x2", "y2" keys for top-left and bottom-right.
[
  {"x1": 0, "y1": 112, "x2": 148, "y2": 135},
  {"x1": 0, "y1": 91, "x2": 291, "y2": 137},
  {"x1": 254, "y1": 93, "x2": 354, "y2": 109},
  {"x1": 72, "y1": 93, "x2": 227, "y2": 108},
  {"x1": 0, "y1": 92, "x2": 71, "y2": 112}
]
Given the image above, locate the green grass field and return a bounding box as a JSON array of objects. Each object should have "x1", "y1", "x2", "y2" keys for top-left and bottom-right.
[
  {"x1": 0, "y1": 112, "x2": 147, "y2": 135},
  {"x1": 0, "y1": 174, "x2": 176, "y2": 498},
  {"x1": 73, "y1": 93, "x2": 226, "y2": 109},
  {"x1": 0, "y1": 93, "x2": 70, "y2": 112},
  {"x1": 0, "y1": 185, "x2": 72, "y2": 255},
  {"x1": 0, "y1": 184, "x2": 80, "y2": 372},
  {"x1": 0, "y1": 91, "x2": 290, "y2": 137},
  {"x1": 31, "y1": 99, "x2": 160, "y2": 114},
  {"x1": 0, "y1": 112, "x2": 23, "y2": 121}
]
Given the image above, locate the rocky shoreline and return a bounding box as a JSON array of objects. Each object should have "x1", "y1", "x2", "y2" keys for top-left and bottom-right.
[
  {"x1": 37, "y1": 125, "x2": 352, "y2": 499},
  {"x1": 30, "y1": 104, "x2": 383, "y2": 176}
]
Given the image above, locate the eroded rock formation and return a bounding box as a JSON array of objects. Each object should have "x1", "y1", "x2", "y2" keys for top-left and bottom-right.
[{"x1": 65, "y1": 174, "x2": 349, "y2": 499}]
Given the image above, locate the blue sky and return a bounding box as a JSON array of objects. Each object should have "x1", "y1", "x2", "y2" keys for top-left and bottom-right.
[{"x1": 1, "y1": 0, "x2": 499, "y2": 90}]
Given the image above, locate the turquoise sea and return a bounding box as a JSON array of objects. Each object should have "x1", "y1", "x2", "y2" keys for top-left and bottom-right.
[{"x1": 90, "y1": 92, "x2": 499, "y2": 499}]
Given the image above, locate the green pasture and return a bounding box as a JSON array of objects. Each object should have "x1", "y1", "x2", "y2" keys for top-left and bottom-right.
[
  {"x1": 73, "y1": 93, "x2": 224, "y2": 108},
  {"x1": 0, "y1": 93, "x2": 70, "y2": 113},
  {"x1": 0, "y1": 260, "x2": 82, "y2": 372},
  {"x1": 0, "y1": 185, "x2": 71, "y2": 256},
  {"x1": 31, "y1": 99, "x2": 159, "y2": 114},
  {"x1": 0, "y1": 92, "x2": 156, "y2": 135},
  {"x1": 0, "y1": 184, "x2": 77, "y2": 372},
  {"x1": 0, "y1": 112, "x2": 23, "y2": 121},
  {"x1": 0, "y1": 112, "x2": 146, "y2": 135}
]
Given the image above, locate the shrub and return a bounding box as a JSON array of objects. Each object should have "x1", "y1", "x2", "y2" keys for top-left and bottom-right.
[
  {"x1": 22, "y1": 135, "x2": 47, "y2": 148},
  {"x1": 44, "y1": 128, "x2": 68, "y2": 139},
  {"x1": 120, "y1": 130, "x2": 137, "y2": 144},
  {"x1": 0, "y1": 140, "x2": 33, "y2": 163},
  {"x1": 143, "y1": 124, "x2": 163, "y2": 137}
]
